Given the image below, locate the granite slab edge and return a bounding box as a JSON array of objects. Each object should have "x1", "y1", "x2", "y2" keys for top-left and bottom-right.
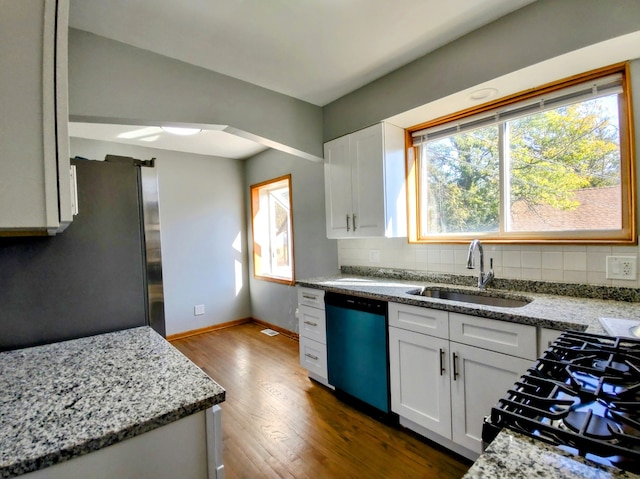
[
  {"x1": 462, "y1": 430, "x2": 640, "y2": 479},
  {"x1": 0, "y1": 327, "x2": 226, "y2": 479}
]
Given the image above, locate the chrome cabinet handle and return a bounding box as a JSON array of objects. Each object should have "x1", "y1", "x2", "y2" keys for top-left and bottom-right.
[
  {"x1": 452, "y1": 352, "x2": 459, "y2": 380},
  {"x1": 439, "y1": 348, "x2": 445, "y2": 376},
  {"x1": 305, "y1": 353, "x2": 319, "y2": 361},
  {"x1": 352, "y1": 214, "x2": 357, "y2": 231},
  {"x1": 346, "y1": 214, "x2": 351, "y2": 231},
  {"x1": 303, "y1": 321, "x2": 318, "y2": 327},
  {"x1": 302, "y1": 293, "x2": 318, "y2": 301}
]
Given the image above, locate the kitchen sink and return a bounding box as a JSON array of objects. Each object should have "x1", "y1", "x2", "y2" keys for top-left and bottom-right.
[{"x1": 406, "y1": 287, "x2": 532, "y2": 308}]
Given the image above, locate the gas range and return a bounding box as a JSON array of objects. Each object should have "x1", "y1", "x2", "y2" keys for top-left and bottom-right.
[{"x1": 482, "y1": 330, "x2": 640, "y2": 473}]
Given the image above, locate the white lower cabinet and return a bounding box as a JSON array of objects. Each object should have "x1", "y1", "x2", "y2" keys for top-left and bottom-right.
[
  {"x1": 389, "y1": 302, "x2": 536, "y2": 460},
  {"x1": 297, "y1": 287, "x2": 331, "y2": 387},
  {"x1": 21, "y1": 407, "x2": 224, "y2": 479},
  {"x1": 389, "y1": 326, "x2": 451, "y2": 438}
]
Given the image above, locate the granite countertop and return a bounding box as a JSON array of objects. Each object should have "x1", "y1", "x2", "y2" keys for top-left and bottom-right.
[
  {"x1": 297, "y1": 271, "x2": 640, "y2": 335},
  {"x1": 0, "y1": 326, "x2": 225, "y2": 479},
  {"x1": 462, "y1": 430, "x2": 640, "y2": 479}
]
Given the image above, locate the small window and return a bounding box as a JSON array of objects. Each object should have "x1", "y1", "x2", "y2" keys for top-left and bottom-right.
[
  {"x1": 407, "y1": 64, "x2": 636, "y2": 244},
  {"x1": 250, "y1": 175, "x2": 295, "y2": 284}
]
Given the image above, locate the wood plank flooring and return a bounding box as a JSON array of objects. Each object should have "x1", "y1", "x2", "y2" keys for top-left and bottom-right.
[{"x1": 172, "y1": 322, "x2": 471, "y2": 479}]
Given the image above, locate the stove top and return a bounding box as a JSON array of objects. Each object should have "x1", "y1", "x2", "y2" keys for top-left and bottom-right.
[{"x1": 483, "y1": 330, "x2": 640, "y2": 473}]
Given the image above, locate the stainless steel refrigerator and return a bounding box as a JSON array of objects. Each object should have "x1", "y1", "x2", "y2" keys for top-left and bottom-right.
[{"x1": 0, "y1": 156, "x2": 165, "y2": 351}]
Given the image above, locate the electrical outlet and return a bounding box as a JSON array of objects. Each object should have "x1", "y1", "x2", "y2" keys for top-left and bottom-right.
[
  {"x1": 606, "y1": 256, "x2": 637, "y2": 280},
  {"x1": 194, "y1": 304, "x2": 205, "y2": 316},
  {"x1": 369, "y1": 249, "x2": 381, "y2": 263}
]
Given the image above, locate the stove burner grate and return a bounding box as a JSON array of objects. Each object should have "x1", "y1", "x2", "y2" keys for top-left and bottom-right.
[
  {"x1": 483, "y1": 329, "x2": 640, "y2": 473},
  {"x1": 562, "y1": 410, "x2": 622, "y2": 439}
]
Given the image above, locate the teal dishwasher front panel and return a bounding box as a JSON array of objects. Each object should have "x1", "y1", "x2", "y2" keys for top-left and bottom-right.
[{"x1": 326, "y1": 302, "x2": 389, "y2": 413}]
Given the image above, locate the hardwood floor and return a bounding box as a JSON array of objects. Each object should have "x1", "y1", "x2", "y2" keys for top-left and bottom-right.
[{"x1": 172, "y1": 322, "x2": 471, "y2": 479}]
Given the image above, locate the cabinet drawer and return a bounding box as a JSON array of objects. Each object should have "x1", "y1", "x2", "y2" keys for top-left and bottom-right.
[
  {"x1": 449, "y1": 313, "x2": 537, "y2": 360},
  {"x1": 299, "y1": 336, "x2": 328, "y2": 379},
  {"x1": 297, "y1": 287, "x2": 325, "y2": 309},
  {"x1": 388, "y1": 302, "x2": 449, "y2": 339},
  {"x1": 299, "y1": 304, "x2": 326, "y2": 344}
]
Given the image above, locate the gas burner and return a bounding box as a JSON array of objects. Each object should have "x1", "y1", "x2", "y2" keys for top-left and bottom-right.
[
  {"x1": 562, "y1": 410, "x2": 622, "y2": 439},
  {"x1": 593, "y1": 359, "x2": 630, "y2": 374}
]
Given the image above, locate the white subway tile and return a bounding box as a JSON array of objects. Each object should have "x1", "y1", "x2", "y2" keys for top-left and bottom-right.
[
  {"x1": 586, "y1": 253, "x2": 608, "y2": 273},
  {"x1": 521, "y1": 251, "x2": 541, "y2": 269},
  {"x1": 563, "y1": 252, "x2": 587, "y2": 271},
  {"x1": 563, "y1": 270, "x2": 587, "y2": 284},
  {"x1": 541, "y1": 252, "x2": 563, "y2": 270},
  {"x1": 541, "y1": 269, "x2": 564, "y2": 282},
  {"x1": 503, "y1": 250, "x2": 521, "y2": 268}
]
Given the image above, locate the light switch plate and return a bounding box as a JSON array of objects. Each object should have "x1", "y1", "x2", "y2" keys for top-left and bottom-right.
[{"x1": 606, "y1": 256, "x2": 637, "y2": 280}]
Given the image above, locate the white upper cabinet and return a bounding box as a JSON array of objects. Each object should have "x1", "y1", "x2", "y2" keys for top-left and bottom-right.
[
  {"x1": 324, "y1": 122, "x2": 406, "y2": 238},
  {"x1": 0, "y1": 0, "x2": 75, "y2": 235}
]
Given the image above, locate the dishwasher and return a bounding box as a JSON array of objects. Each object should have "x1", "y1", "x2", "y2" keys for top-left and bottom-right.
[{"x1": 325, "y1": 292, "x2": 390, "y2": 415}]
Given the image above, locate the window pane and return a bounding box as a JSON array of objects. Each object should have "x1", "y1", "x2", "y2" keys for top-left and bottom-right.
[
  {"x1": 269, "y1": 187, "x2": 291, "y2": 276},
  {"x1": 250, "y1": 176, "x2": 294, "y2": 284},
  {"x1": 508, "y1": 95, "x2": 621, "y2": 232},
  {"x1": 419, "y1": 126, "x2": 500, "y2": 234}
]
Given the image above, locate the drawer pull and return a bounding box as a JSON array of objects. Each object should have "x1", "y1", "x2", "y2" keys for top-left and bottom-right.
[
  {"x1": 439, "y1": 348, "x2": 445, "y2": 376},
  {"x1": 452, "y1": 352, "x2": 459, "y2": 380},
  {"x1": 302, "y1": 294, "x2": 318, "y2": 301},
  {"x1": 305, "y1": 353, "x2": 319, "y2": 361},
  {"x1": 304, "y1": 321, "x2": 318, "y2": 327}
]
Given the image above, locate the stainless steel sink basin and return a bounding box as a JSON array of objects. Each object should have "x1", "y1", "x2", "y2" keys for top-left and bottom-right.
[{"x1": 406, "y1": 287, "x2": 532, "y2": 308}]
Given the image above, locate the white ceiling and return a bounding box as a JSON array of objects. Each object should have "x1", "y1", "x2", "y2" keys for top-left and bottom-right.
[
  {"x1": 68, "y1": 123, "x2": 269, "y2": 160},
  {"x1": 68, "y1": 0, "x2": 536, "y2": 158}
]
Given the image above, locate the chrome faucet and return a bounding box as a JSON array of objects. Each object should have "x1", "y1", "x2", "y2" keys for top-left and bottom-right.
[{"x1": 466, "y1": 239, "x2": 494, "y2": 289}]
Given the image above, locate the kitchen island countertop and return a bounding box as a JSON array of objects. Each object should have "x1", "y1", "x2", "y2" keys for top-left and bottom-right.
[{"x1": 0, "y1": 326, "x2": 225, "y2": 478}]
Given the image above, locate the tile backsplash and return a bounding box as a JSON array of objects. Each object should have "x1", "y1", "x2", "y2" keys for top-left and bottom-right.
[{"x1": 337, "y1": 238, "x2": 640, "y2": 289}]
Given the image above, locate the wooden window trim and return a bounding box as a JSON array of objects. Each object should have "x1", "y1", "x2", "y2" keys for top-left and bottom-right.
[{"x1": 406, "y1": 63, "x2": 637, "y2": 245}]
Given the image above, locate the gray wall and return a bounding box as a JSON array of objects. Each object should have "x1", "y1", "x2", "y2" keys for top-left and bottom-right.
[
  {"x1": 68, "y1": 29, "x2": 324, "y2": 160},
  {"x1": 323, "y1": 0, "x2": 640, "y2": 140},
  {"x1": 245, "y1": 149, "x2": 338, "y2": 331},
  {"x1": 70, "y1": 138, "x2": 252, "y2": 336}
]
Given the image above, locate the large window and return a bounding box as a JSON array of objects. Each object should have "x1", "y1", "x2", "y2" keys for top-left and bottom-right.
[
  {"x1": 407, "y1": 64, "x2": 636, "y2": 244},
  {"x1": 250, "y1": 175, "x2": 295, "y2": 284}
]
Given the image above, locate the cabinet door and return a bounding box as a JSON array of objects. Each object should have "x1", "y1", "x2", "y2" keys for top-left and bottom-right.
[
  {"x1": 0, "y1": 0, "x2": 72, "y2": 234},
  {"x1": 350, "y1": 123, "x2": 385, "y2": 237},
  {"x1": 324, "y1": 135, "x2": 352, "y2": 238},
  {"x1": 450, "y1": 343, "x2": 531, "y2": 453},
  {"x1": 389, "y1": 327, "x2": 451, "y2": 438}
]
